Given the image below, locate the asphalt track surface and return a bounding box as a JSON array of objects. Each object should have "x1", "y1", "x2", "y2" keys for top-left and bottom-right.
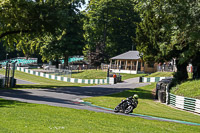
[
  {"x1": 0, "y1": 77, "x2": 199, "y2": 126},
  {"x1": 0, "y1": 77, "x2": 149, "y2": 112}
]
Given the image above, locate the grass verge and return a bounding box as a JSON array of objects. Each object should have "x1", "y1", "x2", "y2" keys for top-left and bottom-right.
[
  {"x1": 0, "y1": 69, "x2": 145, "y2": 89},
  {"x1": 71, "y1": 69, "x2": 146, "y2": 80},
  {"x1": 171, "y1": 79, "x2": 200, "y2": 99},
  {"x1": 0, "y1": 99, "x2": 199, "y2": 133},
  {"x1": 83, "y1": 83, "x2": 200, "y2": 123},
  {"x1": 0, "y1": 69, "x2": 89, "y2": 89},
  {"x1": 145, "y1": 72, "x2": 174, "y2": 77}
]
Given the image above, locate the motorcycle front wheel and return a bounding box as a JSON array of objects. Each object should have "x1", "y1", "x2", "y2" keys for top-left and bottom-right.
[
  {"x1": 124, "y1": 105, "x2": 134, "y2": 114},
  {"x1": 114, "y1": 105, "x2": 120, "y2": 112}
]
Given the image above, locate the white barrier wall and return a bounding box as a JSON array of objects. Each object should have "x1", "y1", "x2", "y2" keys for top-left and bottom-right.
[
  {"x1": 17, "y1": 67, "x2": 115, "y2": 84},
  {"x1": 169, "y1": 93, "x2": 200, "y2": 114}
]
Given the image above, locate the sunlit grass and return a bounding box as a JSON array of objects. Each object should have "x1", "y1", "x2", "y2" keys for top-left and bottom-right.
[
  {"x1": 71, "y1": 69, "x2": 146, "y2": 80},
  {"x1": 0, "y1": 69, "x2": 89, "y2": 89},
  {"x1": 145, "y1": 72, "x2": 174, "y2": 77},
  {"x1": 84, "y1": 83, "x2": 200, "y2": 123},
  {"x1": 0, "y1": 99, "x2": 199, "y2": 133},
  {"x1": 171, "y1": 79, "x2": 200, "y2": 99}
]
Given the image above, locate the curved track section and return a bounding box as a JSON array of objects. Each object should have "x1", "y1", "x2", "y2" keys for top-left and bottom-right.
[{"x1": 81, "y1": 102, "x2": 200, "y2": 126}]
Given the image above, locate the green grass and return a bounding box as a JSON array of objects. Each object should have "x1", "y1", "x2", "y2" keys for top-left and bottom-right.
[
  {"x1": 145, "y1": 72, "x2": 174, "y2": 77},
  {"x1": 171, "y1": 79, "x2": 200, "y2": 99},
  {"x1": 144, "y1": 72, "x2": 199, "y2": 98},
  {"x1": 1, "y1": 68, "x2": 199, "y2": 131},
  {"x1": 71, "y1": 70, "x2": 107, "y2": 79},
  {"x1": 120, "y1": 73, "x2": 146, "y2": 81},
  {"x1": 71, "y1": 69, "x2": 146, "y2": 80},
  {"x1": 83, "y1": 83, "x2": 200, "y2": 124},
  {"x1": 0, "y1": 69, "x2": 89, "y2": 89},
  {"x1": 0, "y1": 69, "x2": 145, "y2": 89},
  {"x1": 0, "y1": 99, "x2": 199, "y2": 133}
]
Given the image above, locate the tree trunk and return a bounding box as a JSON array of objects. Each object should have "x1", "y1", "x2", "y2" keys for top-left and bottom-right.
[
  {"x1": 64, "y1": 54, "x2": 69, "y2": 69},
  {"x1": 192, "y1": 55, "x2": 200, "y2": 79},
  {"x1": 25, "y1": 53, "x2": 29, "y2": 60},
  {"x1": 174, "y1": 60, "x2": 188, "y2": 82},
  {"x1": 55, "y1": 57, "x2": 59, "y2": 68}
]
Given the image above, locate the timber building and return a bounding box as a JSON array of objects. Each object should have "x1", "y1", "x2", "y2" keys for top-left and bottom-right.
[{"x1": 110, "y1": 51, "x2": 157, "y2": 74}]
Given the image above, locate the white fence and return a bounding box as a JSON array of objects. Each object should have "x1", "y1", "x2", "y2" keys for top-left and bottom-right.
[
  {"x1": 169, "y1": 93, "x2": 200, "y2": 114},
  {"x1": 17, "y1": 67, "x2": 115, "y2": 85}
]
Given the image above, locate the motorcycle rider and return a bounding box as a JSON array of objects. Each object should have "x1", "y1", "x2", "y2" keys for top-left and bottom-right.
[
  {"x1": 121, "y1": 94, "x2": 139, "y2": 112},
  {"x1": 132, "y1": 94, "x2": 138, "y2": 108}
]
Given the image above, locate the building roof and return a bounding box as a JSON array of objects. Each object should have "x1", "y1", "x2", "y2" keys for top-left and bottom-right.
[{"x1": 111, "y1": 51, "x2": 141, "y2": 60}]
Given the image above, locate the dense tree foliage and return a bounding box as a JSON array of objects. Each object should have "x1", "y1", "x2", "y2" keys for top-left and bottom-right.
[
  {"x1": 0, "y1": 0, "x2": 85, "y2": 64},
  {"x1": 1, "y1": 0, "x2": 200, "y2": 82},
  {"x1": 135, "y1": 0, "x2": 200, "y2": 81},
  {"x1": 83, "y1": 0, "x2": 140, "y2": 66},
  {"x1": 39, "y1": 13, "x2": 85, "y2": 67}
]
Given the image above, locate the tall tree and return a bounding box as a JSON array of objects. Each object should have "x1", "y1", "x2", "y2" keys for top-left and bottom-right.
[
  {"x1": 166, "y1": 0, "x2": 200, "y2": 79},
  {"x1": 39, "y1": 12, "x2": 85, "y2": 68},
  {"x1": 83, "y1": 0, "x2": 140, "y2": 66},
  {"x1": 135, "y1": 0, "x2": 200, "y2": 81},
  {"x1": 0, "y1": 0, "x2": 85, "y2": 61}
]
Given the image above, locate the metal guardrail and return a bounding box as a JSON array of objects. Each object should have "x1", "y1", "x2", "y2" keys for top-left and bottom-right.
[{"x1": 169, "y1": 93, "x2": 200, "y2": 114}]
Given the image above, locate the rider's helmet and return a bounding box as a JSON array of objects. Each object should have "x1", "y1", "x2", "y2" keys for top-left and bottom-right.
[{"x1": 133, "y1": 94, "x2": 139, "y2": 99}]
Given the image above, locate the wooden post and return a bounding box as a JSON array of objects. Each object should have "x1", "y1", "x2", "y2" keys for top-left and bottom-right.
[
  {"x1": 125, "y1": 60, "x2": 128, "y2": 70},
  {"x1": 141, "y1": 60, "x2": 144, "y2": 72},
  {"x1": 120, "y1": 60, "x2": 122, "y2": 69},
  {"x1": 110, "y1": 59, "x2": 112, "y2": 69},
  {"x1": 117, "y1": 60, "x2": 119, "y2": 69},
  {"x1": 136, "y1": 60, "x2": 139, "y2": 73},
  {"x1": 131, "y1": 60, "x2": 133, "y2": 70},
  {"x1": 115, "y1": 60, "x2": 117, "y2": 69}
]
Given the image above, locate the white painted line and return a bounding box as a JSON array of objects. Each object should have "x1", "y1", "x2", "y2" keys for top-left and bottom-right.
[
  {"x1": 78, "y1": 79, "x2": 82, "y2": 83},
  {"x1": 57, "y1": 76, "x2": 61, "y2": 81},
  {"x1": 85, "y1": 79, "x2": 88, "y2": 84},
  {"x1": 175, "y1": 96, "x2": 184, "y2": 109},
  {"x1": 71, "y1": 78, "x2": 75, "y2": 83},
  {"x1": 51, "y1": 75, "x2": 55, "y2": 79},
  {"x1": 150, "y1": 77, "x2": 155, "y2": 82},
  {"x1": 64, "y1": 77, "x2": 68, "y2": 82},
  {"x1": 30, "y1": 70, "x2": 33, "y2": 74}
]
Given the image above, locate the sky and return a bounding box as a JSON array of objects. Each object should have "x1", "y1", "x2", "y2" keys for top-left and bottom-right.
[
  {"x1": 80, "y1": 0, "x2": 89, "y2": 11},
  {"x1": 85, "y1": 0, "x2": 89, "y2": 4}
]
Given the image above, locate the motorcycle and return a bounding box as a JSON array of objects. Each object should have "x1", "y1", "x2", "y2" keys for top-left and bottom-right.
[{"x1": 114, "y1": 96, "x2": 138, "y2": 114}]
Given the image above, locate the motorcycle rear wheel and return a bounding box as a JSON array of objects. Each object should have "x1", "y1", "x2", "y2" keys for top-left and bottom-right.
[{"x1": 124, "y1": 105, "x2": 134, "y2": 114}]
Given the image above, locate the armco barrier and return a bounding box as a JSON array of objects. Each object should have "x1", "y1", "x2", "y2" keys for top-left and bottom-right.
[
  {"x1": 140, "y1": 77, "x2": 169, "y2": 82},
  {"x1": 16, "y1": 67, "x2": 115, "y2": 84},
  {"x1": 169, "y1": 93, "x2": 200, "y2": 114}
]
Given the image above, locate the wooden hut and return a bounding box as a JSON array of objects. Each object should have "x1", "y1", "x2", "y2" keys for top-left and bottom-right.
[{"x1": 110, "y1": 51, "x2": 157, "y2": 74}]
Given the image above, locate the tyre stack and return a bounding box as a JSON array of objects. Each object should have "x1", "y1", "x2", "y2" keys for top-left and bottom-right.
[{"x1": 156, "y1": 78, "x2": 173, "y2": 103}]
